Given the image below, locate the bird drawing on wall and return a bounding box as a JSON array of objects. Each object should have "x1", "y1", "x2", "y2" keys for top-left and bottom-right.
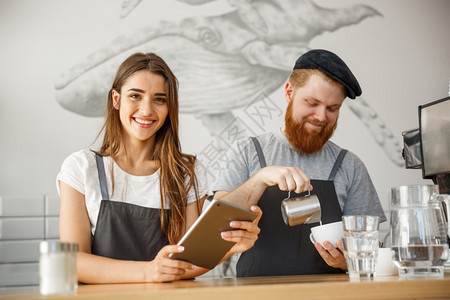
[{"x1": 54, "y1": 0, "x2": 403, "y2": 166}]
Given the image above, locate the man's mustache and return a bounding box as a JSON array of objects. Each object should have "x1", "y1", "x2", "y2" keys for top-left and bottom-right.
[{"x1": 303, "y1": 119, "x2": 327, "y2": 128}]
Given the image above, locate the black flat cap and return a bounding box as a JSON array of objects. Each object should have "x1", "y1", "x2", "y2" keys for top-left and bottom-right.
[{"x1": 293, "y1": 49, "x2": 362, "y2": 99}]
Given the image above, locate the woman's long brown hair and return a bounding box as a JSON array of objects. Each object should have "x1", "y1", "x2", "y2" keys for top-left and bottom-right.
[{"x1": 95, "y1": 52, "x2": 200, "y2": 244}]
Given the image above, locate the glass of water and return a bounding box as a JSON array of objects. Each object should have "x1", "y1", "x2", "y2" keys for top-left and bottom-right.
[
  {"x1": 390, "y1": 185, "x2": 449, "y2": 278},
  {"x1": 342, "y1": 215, "x2": 380, "y2": 280}
]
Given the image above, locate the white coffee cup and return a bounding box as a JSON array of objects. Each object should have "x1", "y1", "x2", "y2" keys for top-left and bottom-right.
[
  {"x1": 376, "y1": 247, "x2": 398, "y2": 276},
  {"x1": 310, "y1": 221, "x2": 344, "y2": 247}
]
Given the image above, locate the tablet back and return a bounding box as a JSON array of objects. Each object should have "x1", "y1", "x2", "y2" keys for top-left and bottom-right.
[{"x1": 169, "y1": 199, "x2": 258, "y2": 269}]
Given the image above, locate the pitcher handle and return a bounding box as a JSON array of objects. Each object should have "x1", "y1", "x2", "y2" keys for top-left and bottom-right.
[{"x1": 431, "y1": 193, "x2": 450, "y2": 238}]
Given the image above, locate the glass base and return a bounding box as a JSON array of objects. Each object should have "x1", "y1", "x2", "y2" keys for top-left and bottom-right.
[
  {"x1": 398, "y1": 266, "x2": 444, "y2": 278},
  {"x1": 348, "y1": 272, "x2": 375, "y2": 281}
]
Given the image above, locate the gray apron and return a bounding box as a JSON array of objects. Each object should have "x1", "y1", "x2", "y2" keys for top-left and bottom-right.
[
  {"x1": 236, "y1": 137, "x2": 347, "y2": 277},
  {"x1": 91, "y1": 154, "x2": 169, "y2": 261}
]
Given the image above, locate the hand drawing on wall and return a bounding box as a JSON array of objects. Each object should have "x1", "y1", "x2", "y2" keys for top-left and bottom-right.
[{"x1": 55, "y1": 0, "x2": 403, "y2": 167}]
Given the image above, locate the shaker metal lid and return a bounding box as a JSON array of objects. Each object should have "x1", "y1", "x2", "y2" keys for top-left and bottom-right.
[{"x1": 40, "y1": 241, "x2": 78, "y2": 253}]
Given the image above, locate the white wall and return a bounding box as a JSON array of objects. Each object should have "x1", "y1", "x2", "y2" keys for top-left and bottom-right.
[{"x1": 1, "y1": 0, "x2": 449, "y2": 213}]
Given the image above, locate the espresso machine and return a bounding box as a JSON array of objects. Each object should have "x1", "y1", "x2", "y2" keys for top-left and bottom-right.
[
  {"x1": 401, "y1": 96, "x2": 450, "y2": 271},
  {"x1": 402, "y1": 96, "x2": 450, "y2": 241},
  {"x1": 402, "y1": 96, "x2": 450, "y2": 195}
]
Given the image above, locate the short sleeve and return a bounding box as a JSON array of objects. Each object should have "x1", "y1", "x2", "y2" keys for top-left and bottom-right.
[
  {"x1": 56, "y1": 150, "x2": 96, "y2": 196},
  {"x1": 56, "y1": 152, "x2": 86, "y2": 195},
  {"x1": 341, "y1": 157, "x2": 387, "y2": 223},
  {"x1": 211, "y1": 138, "x2": 252, "y2": 193}
]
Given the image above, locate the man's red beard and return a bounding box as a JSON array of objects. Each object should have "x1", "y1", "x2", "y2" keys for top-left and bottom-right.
[{"x1": 284, "y1": 101, "x2": 337, "y2": 154}]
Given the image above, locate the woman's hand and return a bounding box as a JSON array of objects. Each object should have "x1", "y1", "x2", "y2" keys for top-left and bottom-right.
[
  {"x1": 314, "y1": 240, "x2": 348, "y2": 270},
  {"x1": 145, "y1": 245, "x2": 195, "y2": 283},
  {"x1": 220, "y1": 205, "x2": 262, "y2": 254}
]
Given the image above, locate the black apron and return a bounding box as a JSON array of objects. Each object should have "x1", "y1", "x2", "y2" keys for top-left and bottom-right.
[
  {"x1": 236, "y1": 137, "x2": 347, "y2": 277},
  {"x1": 90, "y1": 154, "x2": 169, "y2": 261}
]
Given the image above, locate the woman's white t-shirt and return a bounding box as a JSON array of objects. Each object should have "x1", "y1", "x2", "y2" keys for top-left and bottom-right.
[{"x1": 56, "y1": 149, "x2": 208, "y2": 235}]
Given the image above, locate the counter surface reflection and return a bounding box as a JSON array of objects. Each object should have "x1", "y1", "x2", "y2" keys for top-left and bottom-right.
[{"x1": 2, "y1": 273, "x2": 450, "y2": 300}]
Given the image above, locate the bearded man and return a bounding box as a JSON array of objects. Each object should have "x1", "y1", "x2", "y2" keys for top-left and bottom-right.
[{"x1": 212, "y1": 49, "x2": 386, "y2": 277}]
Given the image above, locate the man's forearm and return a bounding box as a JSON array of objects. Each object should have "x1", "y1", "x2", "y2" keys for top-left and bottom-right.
[{"x1": 214, "y1": 173, "x2": 268, "y2": 208}]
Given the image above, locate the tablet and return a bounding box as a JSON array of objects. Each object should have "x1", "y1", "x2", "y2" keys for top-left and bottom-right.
[{"x1": 168, "y1": 199, "x2": 258, "y2": 269}]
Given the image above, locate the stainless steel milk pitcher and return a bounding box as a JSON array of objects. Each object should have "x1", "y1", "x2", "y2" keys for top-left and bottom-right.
[{"x1": 281, "y1": 190, "x2": 321, "y2": 226}]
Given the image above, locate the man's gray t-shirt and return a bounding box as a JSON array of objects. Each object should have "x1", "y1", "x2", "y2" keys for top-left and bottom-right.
[{"x1": 212, "y1": 130, "x2": 386, "y2": 222}]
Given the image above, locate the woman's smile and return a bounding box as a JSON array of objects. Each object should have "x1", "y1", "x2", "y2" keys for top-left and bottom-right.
[{"x1": 133, "y1": 117, "x2": 155, "y2": 128}]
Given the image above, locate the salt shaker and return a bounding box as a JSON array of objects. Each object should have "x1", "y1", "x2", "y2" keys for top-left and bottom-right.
[{"x1": 39, "y1": 241, "x2": 78, "y2": 295}]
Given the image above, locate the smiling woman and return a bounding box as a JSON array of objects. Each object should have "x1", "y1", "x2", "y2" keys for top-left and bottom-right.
[
  {"x1": 55, "y1": 52, "x2": 262, "y2": 284},
  {"x1": 112, "y1": 71, "x2": 169, "y2": 144}
]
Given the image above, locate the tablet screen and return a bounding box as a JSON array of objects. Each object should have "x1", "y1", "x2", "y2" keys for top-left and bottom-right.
[{"x1": 168, "y1": 199, "x2": 258, "y2": 269}]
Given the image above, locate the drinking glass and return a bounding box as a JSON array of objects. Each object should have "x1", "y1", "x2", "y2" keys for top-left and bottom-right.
[
  {"x1": 342, "y1": 215, "x2": 380, "y2": 280},
  {"x1": 390, "y1": 185, "x2": 449, "y2": 278}
]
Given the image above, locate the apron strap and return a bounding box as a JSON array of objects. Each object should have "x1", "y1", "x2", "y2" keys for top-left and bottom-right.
[
  {"x1": 251, "y1": 137, "x2": 267, "y2": 168},
  {"x1": 252, "y1": 137, "x2": 347, "y2": 181},
  {"x1": 95, "y1": 154, "x2": 110, "y2": 200},
  {"x1": 328, "y1": 149, "x2": 348, "y2": 181}
]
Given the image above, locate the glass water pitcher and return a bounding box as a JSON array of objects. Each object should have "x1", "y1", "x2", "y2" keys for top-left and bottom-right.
[{"x1": 390, "y1": 185, "x2": 449, "y2": 278}]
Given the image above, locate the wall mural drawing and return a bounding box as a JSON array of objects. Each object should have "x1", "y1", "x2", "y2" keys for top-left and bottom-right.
[{"x1": 55, "y1": 0, "x2": 403, "y2": 183}]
